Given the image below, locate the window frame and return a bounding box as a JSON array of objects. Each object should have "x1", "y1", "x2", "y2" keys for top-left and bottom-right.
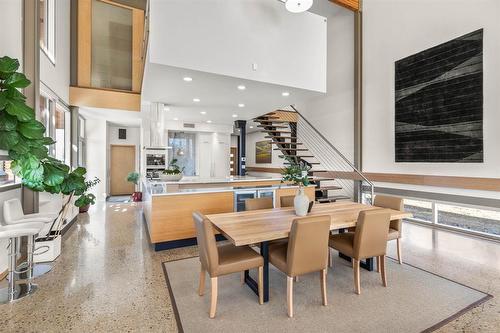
[{"x1": 39, "y1": 0, "x2": 56, "y2": 64}]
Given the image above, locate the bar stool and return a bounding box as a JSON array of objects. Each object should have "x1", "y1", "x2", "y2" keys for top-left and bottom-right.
[
  {"x1": 0, "y1": 222, "x2": 45, "y2": 303},
  {"x1": 3, "y1": 199, "x2": 58, "y2": 277}
]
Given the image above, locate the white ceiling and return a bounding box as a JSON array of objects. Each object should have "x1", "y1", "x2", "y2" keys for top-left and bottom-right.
[
  {"x1": 79, "y1": 107, "x2": 142, "y2": 127},
  {"x1": 141, "y1": 62, "x2": 324, "y2": 128}
]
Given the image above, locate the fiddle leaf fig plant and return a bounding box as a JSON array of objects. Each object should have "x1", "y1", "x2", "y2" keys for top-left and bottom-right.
[
  {"x1": 0, "y1": 56, "x2": 95, "y2": 220},
  {"x1": 280, "y1": 156, "x2": 311, "y2": 187}
]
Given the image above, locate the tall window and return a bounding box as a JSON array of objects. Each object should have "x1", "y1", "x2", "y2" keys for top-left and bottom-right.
[
  {"x1": 40, "y1": 91, "x2": 69, "y2": 163},
  {"x1": 39, "y1": 0, "x2": 56, "y2": 63},
  {"x1": 77, "y1": 116, "x2": 86, "y2": 167},
  {"x1": 167, "y1": 132, "x2": 196, "y2": 176},
  {"x1": 0, "y1": 160, "x2": 18, "y2": 186}
]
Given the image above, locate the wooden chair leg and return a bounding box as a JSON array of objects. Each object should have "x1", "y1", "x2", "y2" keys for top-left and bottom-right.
[
  {"x1": 294, "y1": 276, "x2": 299, "y2": 282},
  {"x1": 198, "y1": 265, "x2": 205, "y2": 296},
  {"x1": 240, "y1": 271, "x2": 245, "y2": 285},
  {"x1": 258, "y1": 266, "x2": 263, "y2": 305},
  {"x1": 380, "y1": 255, "x2": 387, "y2": 287},
  {"x1": 397, "y1": 238, "x2": 403, "y2": 264},
  {"x1": 328, "y1": 248, "x2": 333, "y2": 268},
  {"x1": 353, "y1": 259, "x2": 361, "y2": 295},
  {"x1": 376, "y1": 256, "x2": 380, "y2": 273},
  {"x1": 287, "y1": 276, "x2": 294, "y2": 317},
  {"x1": 320, "y1": 268, "x2": 327, "y2": 306},
  {"x1": 209, "y1": 277, "x2": 218, "y2": 318}
]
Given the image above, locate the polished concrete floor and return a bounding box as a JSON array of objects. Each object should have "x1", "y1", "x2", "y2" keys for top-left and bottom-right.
[{"x1": 0, "y1": 202, "x2": 498, "y2": 332}]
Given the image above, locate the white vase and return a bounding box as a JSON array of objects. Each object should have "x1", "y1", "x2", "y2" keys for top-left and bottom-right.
[{"x1": 294, "y1": 187, "x2": 309, "y2": 216}]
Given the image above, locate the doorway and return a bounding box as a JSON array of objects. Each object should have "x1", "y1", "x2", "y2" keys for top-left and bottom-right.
[{"x1": 110, "y1": 144, "x2": 136, "y2": 195}]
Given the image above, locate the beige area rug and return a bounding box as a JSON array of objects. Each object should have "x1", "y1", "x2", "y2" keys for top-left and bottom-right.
[{"x1": 163, "y1": 255, "x2": 491, "y2": 333}]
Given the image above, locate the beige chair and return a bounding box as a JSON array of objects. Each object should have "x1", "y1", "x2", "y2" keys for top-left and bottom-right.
[
  {"x1": 268, "y1": 215, "x2": 331, "y2": 317},
  {"x1": 244, "y1": 197, "x2": 273, "y2": 211},
  {"x1": 279, "y1": 195, "x2": 295, "y2": 208},
  {"x1": 374, "y1": 195, "x2": 404, "y2": 264},
  {"x1": 193, "y1": 212, "x2": 264, "y2": 318},
  {"x1": 329, "y1": 209, "x2": 391, "y2": 295}
]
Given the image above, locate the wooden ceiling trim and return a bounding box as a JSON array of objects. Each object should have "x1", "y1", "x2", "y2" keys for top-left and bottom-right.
[{"x1": 329, "y1": 0, "x2": 360, "y2": 12}]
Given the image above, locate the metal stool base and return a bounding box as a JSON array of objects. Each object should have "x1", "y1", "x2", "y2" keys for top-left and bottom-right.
[
  {"x1": 13, "y1": 263, "x2": 52, "y2": 280},
  {"x1": 0, "y1": 283, "x2": 38, "y2": 304}
]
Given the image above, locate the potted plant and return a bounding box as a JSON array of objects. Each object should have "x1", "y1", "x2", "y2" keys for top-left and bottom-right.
[
  {"x1": 160, "y1": 158, "x2": 185, "y2": 181},
  {"x1": 281, "y1": 157, "x2": 312, "y2": 216},
  {"x1": 127, "y1": 171, "x2": 142, "y2": 202},
  {"x1": 0, "y1": 56, "x2": 97, "y2": 259},
  {"x1": 75, "y1": 177, "x2": 100, "y2": 213}
]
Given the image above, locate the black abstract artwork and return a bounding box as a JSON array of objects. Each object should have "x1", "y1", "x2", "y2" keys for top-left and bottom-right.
[{"x1": 395, "y1": 29, "x2": 483, "y2": 162}]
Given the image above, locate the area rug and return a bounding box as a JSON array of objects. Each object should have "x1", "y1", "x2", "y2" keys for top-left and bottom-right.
[{"x1": 162, "y1": 254, "x2": 491, "y2": 333}]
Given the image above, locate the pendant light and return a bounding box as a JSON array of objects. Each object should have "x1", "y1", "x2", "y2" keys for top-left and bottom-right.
[{"x1": 285, "y1": 0, "x2": 313, "y2": 13}]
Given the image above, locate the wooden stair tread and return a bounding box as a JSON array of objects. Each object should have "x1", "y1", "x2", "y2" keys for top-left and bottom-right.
[
  {"x1": 317, "y1": 195, "x2": 351, "y2": 202},
  {"x1": 279, "y1": 155, "x2": 315, "y2": 158},
  {"x1": 273, "y1": 148, "x2": 308, "y2": 151},
  {"x1": 265, "y1": 136, "x2": 297, "y2": 139},
  {"x1": 271, "y1": 141, "x2": 303, "y2": 145},
  {"x1": 257, "y1": 125, "x2": 289, "y2": 128},
  {"x1": 260, "y1": 130, "x2": 292, "y2": 134},
  {"x1": 255, "y1": 120, "x2": 288, "y2": 124},
  {"x1": 317, "y1": 185, "x2": 343, "y2": 191}
]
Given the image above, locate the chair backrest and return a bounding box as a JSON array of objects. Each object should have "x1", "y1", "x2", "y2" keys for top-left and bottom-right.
[
  {"x1": 245, "y1": 197, "x2": 273, "y2": 211},
  {"x1": 286, "y1": 215, "x2": 331, "y2": 276},
  {"x1": 192, "y1": 212, "x2": 219, "y2": 275},
  {"x1": 353, "y1": 210, "x2": 391, "y2": 259},
  {"x1": 280, "y1": 195, "x2": 295, "y2": 208},
  {"x1": 374, "y1": 195, "x2": 404, "y2": 232},
  {"x1": 3, "y1": 199, "x2": 25, "y2": 223}
]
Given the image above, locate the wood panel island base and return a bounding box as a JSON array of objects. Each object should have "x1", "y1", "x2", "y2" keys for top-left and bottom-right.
[{"x1": 142, "y1": 176, "x2": 316, "y2": 251}]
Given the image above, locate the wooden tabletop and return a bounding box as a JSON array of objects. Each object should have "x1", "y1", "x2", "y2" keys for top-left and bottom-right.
[{"x1": 207, "y1": 201, "x2": 412, "y2": 246}]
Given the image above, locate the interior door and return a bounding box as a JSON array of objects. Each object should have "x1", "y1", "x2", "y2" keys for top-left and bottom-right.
[{"x1": 110, "y1": 145, "x2": 136, "y2": 195}]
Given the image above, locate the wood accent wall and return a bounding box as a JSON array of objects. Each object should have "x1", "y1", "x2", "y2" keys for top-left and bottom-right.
[
  {"x1": 263, "y1": 110, "x2": 298, "y2": 123},
  {"x1": 132, "y1": 9, "x2": 145, "y2": 92},
  {"x1": 246, "y1": 166, "x2": 282, "y2": 174},
  {"x1": 329, "y1": 0, "x2": 360, "y2": 12},
  {"x1": 69, "y1": 86, "x2": 141, "y2": 111},
  {"x1": 313, "y1": 171, "x2": 500, "y2": 192}
]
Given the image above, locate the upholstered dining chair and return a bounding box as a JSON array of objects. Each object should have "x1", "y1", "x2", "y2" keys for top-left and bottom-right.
[
  {"x1": 279, "y1": 195, "x2": 295, "y2": 208},
  {"x1": 329, "y1": 209, "x2": 391, "y2": 295},
  {"x1": 192, "y1": 212, "x2": 264, "y2": 318},
  {"x1": 374, "y1": 195, "x2": 404, "y2": 264},
  {"x1": 244, "y1": 197, "x2": 273, "y2": 211},
  {"x1": 268, "y1": 215, "x2": 331, "y2": 317}
]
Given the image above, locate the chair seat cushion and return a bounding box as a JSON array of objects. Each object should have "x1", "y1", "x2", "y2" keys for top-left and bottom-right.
[
  {"x1": 387, "y1": 228, "x2": 400, "y2": 240},
  {"x1": 268, "y1": 243, "x2": 288, "y2": 275},
  {"x1": 329, "y1": 232, "x2": 355, "y2": 257},
  {"x1": 215, "y1": 244, "x2": 263, "y2": 276}
]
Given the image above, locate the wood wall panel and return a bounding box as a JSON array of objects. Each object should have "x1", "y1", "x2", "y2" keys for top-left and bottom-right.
[
  {"x1": 132, "y1": 9, "x2": 145, "y2": 92},
  {"x1": 69, "y1": 86, "x2": 141, "y2": 111},
  {"x1": 77, "y1": 0, "x2": 92, "y2": 86},
  {"x1": 329, "y1": 0, "x2": 360, "y2": 12}
]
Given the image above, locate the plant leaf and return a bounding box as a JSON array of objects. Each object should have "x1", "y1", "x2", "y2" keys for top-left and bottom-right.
[
  {"x1": 73, "y1": 167, "x2": 87, "y2": 177},
  {"x1": 0, "y1": 91, "x2": 7, "y2": 109},
  {"x1": 39, "y1": 137, "x2": 56, "y2": 145},
  {"x1": 11, "y1": 135, "x2": 31, "y2": 154},
  {"x1": 6, "y1": 100, "x2": 35, "y2": 122},
  {"x1": 31, "y1": 145, "x2": 49, "y2": 159},
  {"x1": 0, "y1": 130, "x2": 20, "y2": 150},
  {"x1": 0, "y1": 56, "x2": 20, "y2": 76},
  {"x1": 43, "y1": 163, "x2": 66, "y2": 186},
  {"x1": 4, "y1": 73, "x2": 31, "y2": 88},
  {"x1": 0, "y1": 112, "x2": 18, "y2": 131},
  {"x1": 6, "y1": 87, "x2": 27, "y2": 101},
  {"x1": 17, "y1": 119, "x2": 45, "y2": 139}
]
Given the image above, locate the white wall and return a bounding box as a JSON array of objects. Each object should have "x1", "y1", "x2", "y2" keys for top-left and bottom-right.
[
  {"x1": 149, "y1": 0, "x2": 327, "y2": 92},
  {"x1": 85, "y1": 118, "x2": 108, "y2": 201},
  {"x1": 298, "y1": 4, "x2": 354, "y2": 163},
  {"x1": 0, "y1": 0, "x2": 23, "y2": 62},
  {"x1": 40, "y1": 0, "x2": 70, "y2": 103},
  {"x1": 362, "y1": 0, "x2": 500, "y2": 198}
]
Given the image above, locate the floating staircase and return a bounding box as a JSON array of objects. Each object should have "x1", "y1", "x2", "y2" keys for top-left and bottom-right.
[{"x1": 252, "y1": 106, "x2": 374, "y2": 203}]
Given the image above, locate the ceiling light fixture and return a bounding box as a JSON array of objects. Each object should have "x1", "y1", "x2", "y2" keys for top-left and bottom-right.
[
  {"x1": 183, "y1": 77, "x2": 193, "y2": 82},
  {"x1": 173, "y1": 117, "x2": 179, "y2": 121},
  {"x1": 237, "y1": 85, "x2": 246, "y2": 90},
  {"x1": 232, "y1": 114, "x2": 238, "y2": 118},
  {"x1": 282, "y1": 91, "x2": 290, "y2": 97},
  {"x1": 193, "y1": 98, "x2": 200, "y2": 102},
  {"x1": 285, "y1": 0, "x2": 313, "y2": 13},
  {"x1": 238, "y1": 103, "x2": 245, "y2": 108},
  {"x1": 164, "y1": 106, "x2": 170, "y2": 111},
  {"x1": 207, "y1": 120, "x2": 212, "y2": 123},
  {"x1": 200, "y1": 111, "x2": 207, "y2": 115},
  {"x1": 249, "y1": 126, "x2": 254, "y2": 129}
]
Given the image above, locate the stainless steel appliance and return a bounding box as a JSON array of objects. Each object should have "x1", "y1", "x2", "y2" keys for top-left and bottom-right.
[
  {"x1": 234, "y1": 187, "x2": 275, "y2": 212},
  {"x1": 144, "y1": 148, "x2": 168, "y2": 179}
]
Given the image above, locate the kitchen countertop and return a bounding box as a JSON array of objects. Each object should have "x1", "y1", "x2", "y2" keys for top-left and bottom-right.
[{"x1": 144, "y1": 175, "x2": 283, "y2": 185}]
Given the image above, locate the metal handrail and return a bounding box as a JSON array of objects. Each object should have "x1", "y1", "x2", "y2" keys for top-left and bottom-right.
[{"x1": 289, "y1": 105, "x2": 374, "y2": 202}]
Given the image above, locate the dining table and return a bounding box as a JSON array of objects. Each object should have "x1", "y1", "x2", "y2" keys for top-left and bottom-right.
[{"x1": 206, "y1": 201, "x2": 413, "y2": 303}]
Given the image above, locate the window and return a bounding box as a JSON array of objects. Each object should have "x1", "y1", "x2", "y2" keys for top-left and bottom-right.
[
  {"x1": 0, "y1": 160, "x2": 19, "y2": 186},
  {"x1": 39, "y1": 0, "x2": 56, "y2": 63},
  {"x1": 77, "y1": 116, "x2": 86, "y2": 167},
  {"x1": 436, "y1": 203, "x2": 500, "y2": 236},
  {"x1": 404, "y1": 198, "x2": 433, "y2": 223},
  {"x1": 167, "y1": 131, "x2": 196, "y2": 176},
  {"x1": 40, "y1": 91, "x2": 70, "y2": 163}
]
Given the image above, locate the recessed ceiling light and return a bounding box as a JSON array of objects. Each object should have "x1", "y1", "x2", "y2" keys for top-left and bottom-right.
[
  {"x1": 193, "y1": 98, "x2": 200, "y2": 102},
  {"x1": 183, "y1": 77, "x2": 193, "y2": 82},
  {"x1": 232, "y1": 114, "x2": 238, "y2": 118},
  {"x1": 200, "y1": 111, "x2": 207, "y2": 115},
  {"x1": 164, "y1": 106, "x2": 170, "y2": 111},
  {"x1": 206, "y1": 120, "x2": 212, "y2": 123},
  {"x1": 238, "y1": 103, "x2": 245, "y2": 108},
  {"x1": 249, "y1": 126, "x2": 254, "y2": 129},
  {"x1": 285, "y1": 0, "x2": 313, "y2": 13},
  {"x1": 282, "y1": 92, "x2": 290, "y2": 97},
  {"x1": 173, "y1": 117, "x2": 179, "y2": 121},
  {"x1": 237, "y1": 85, "x2": 246, "y2": 90}
]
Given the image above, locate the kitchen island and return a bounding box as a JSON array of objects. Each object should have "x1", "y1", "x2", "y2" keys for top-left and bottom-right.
[{"x1": 142, "y1": 176, "x2": 316, "y2": 250}]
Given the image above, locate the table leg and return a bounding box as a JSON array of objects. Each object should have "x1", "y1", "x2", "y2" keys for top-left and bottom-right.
[
  {"x1": 338, "y1": 229, "x2": 374, "y2": 271},
  {"x1": 243, "y1": 241, "x2": 270, "y2": 303}
]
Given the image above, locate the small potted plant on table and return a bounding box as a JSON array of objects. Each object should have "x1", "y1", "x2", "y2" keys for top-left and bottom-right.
[
  {"x1": 160, "y1": 158, "x2": 184, "y2": 181},
  {"x1": 127, "y1": 171, "x2": 142, "y2": 202},
  {"x1": 281, "y1": 157, "x2": 312, "y2": 216}
]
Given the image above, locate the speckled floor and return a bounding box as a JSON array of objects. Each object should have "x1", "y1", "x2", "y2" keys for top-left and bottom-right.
[{"x1": 0, "y1": 202, "x2": 498, "y2": 332}]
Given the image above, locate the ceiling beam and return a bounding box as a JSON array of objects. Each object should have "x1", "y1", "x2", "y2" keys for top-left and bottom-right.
[{"x1": 329, "y1": 0, "x2": 360, "y2": 12}]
